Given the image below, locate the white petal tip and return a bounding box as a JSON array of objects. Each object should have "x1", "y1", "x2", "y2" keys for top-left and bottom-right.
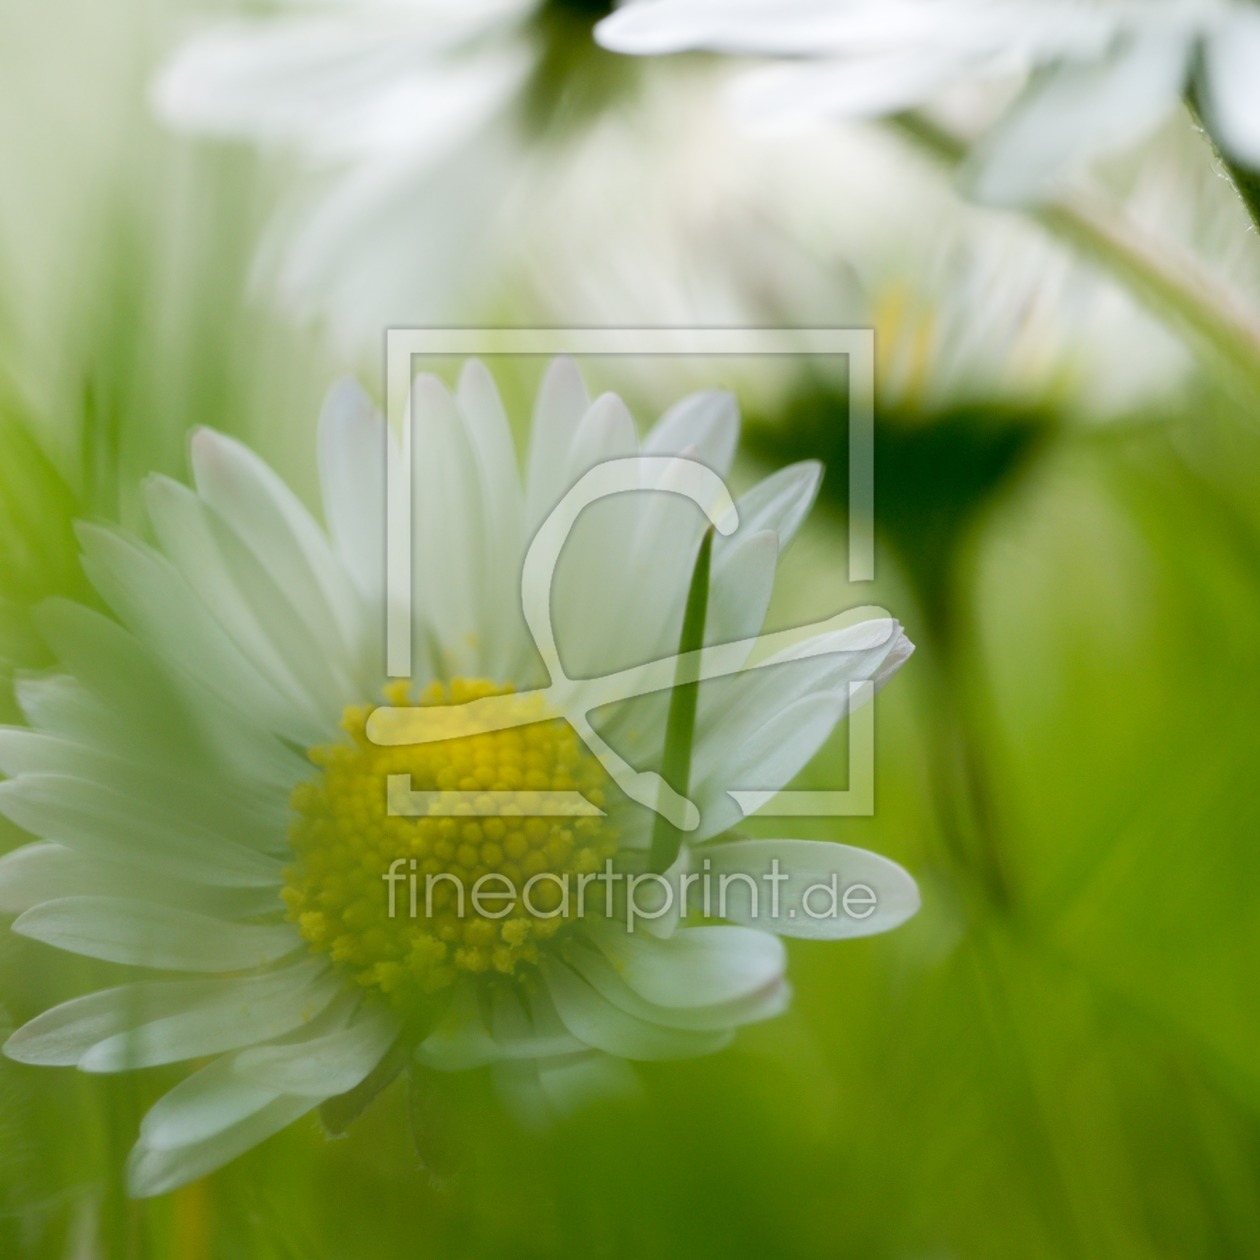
[
  {"x1": 595, "y1": 11, "x2": 687, "y2": 56},
  {"x1": 126, "y1": 1143, "x2": 182, "y2": 1199},
  {"x1": 2, "y1": 1026, "x2": 70, "y2": 1068},
  {"x1": 188, "y1": 426, "x2": 230, "y2": 475}
]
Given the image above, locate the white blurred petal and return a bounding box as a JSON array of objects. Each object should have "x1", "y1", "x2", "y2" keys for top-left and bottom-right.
[
  {"x1": 1201, "y1": 12, "x2": 1260, "y2": 170},
  {"x1": 964, "y1": 31, "x2": 1190, "y2": 205}
]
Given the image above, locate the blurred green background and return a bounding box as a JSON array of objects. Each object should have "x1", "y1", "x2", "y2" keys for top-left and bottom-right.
[{"x1": 4, "y1": 1, "x2": 1260, "y2": 1257}]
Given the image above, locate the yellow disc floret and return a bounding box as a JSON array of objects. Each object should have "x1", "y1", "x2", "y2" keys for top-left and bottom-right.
[{"x1": 284, "y1": 678, "x2": 618, "y2": 1010}]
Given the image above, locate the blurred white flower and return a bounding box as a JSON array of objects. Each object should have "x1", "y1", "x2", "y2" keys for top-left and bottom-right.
[
  {"x1": 597, "y1": 0, "x2": 1260, "y2": 205},
  {"x1": 154, "y1": 0, "x2": 570, "y2": 350},
  {"x1": 0, "y1": 358, "x2": 917, "y2": 1195},
  {"x1": 518, "y1": 75, "x2": 1196, "y2": 419},
  {"x1": 152, "y1": 0, "x2": 1215, "y2": 406}
]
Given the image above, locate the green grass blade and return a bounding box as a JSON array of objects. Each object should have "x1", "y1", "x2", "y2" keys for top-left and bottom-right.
[{"x1": 648, "y1": 526, "x2": 714, "y2": 873}]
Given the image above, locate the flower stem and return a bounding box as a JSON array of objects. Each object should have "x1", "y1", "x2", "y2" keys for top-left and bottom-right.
[
  {"x1": 649, "y1": 526, "x2": 713, "y2": 874},
  {"x1": 1218, "y1": 155, "x2": 1260, "y2": 236},
  {"x1": 894, "y1": 110, "x2": 1260, "y2": 399}
]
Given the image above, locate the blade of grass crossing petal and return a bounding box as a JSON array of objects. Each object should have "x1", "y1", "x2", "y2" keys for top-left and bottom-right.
[{"x1": 649, "y1": 527, "x2": 713, "y2": 873}]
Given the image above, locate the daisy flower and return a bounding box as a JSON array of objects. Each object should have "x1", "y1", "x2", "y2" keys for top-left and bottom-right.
[
  {"x1": 151, "y1": 0, "x2": 637, "y2": 351},
  {"x1": 597, "y1": 0, "x2": 1260, "y2": 205},
  {"x1": 0, "y1": 358, "x2": 918, "y2": 1196}
]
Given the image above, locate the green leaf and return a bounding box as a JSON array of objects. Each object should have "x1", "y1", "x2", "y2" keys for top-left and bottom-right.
[{"x1": 648, "y1": 526, "x2": 713, "y2": 873}]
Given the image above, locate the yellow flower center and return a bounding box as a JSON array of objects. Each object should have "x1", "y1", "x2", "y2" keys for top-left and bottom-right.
[{"x1": 284, "y1": 678, "x2": 618, "y2": 1010}]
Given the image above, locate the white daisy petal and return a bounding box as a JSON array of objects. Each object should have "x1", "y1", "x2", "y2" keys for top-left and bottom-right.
[
  {"x1": 0, "y1": 842, "x2": 107, "y2": 916},
  {"x1": 689, "y1": 619, "x2": 911, "y2": 839},
  {"x1": 488, "y1": 985, "x2": 587, "y2": 1062},
  {"x1": 0, "y1": 774, "x2": 282, "y2": 889},
  {"x1": 563, "y1": 935, "x2": 789, "y2": 1031},
  {"x1": 30, "y1": 601, "x2": 307, "y2": 794},
  {"x1": 520, "y1": 986, "x2": 590, "y2": 1060},
  {"x1": 696, "y1": 616, "x2": 910, "y2": 754},
  {"x1": 692, "y1": 691, "x2": 852, "y2": 839},
  {"x1": 964, "y1": 31, "x2": 1189, "y2": 205},
  {"x1": 75, "y1": 525, "x2": 320, "y2": 745},
  {"x1": 155, "y1": 7, "x2": 526, "y2": 159},
  {"x1": 13, "y1": 673, "x2": 97, "y2": 743},
  {"x1": 455, "y1": 360, "x2": 525, "y2": 536},
  {"x1": 526, "y1": 356, "x2": 591, "y2": 525},
  {"x1": 144, "y1": 477, "x2": 339, "y2": 729},
  {"x1": 4, "y1": 959, "x2": 330, "y2": 1068},
  {"x1": 0, "y1": 841, "x2": 281, "y2": 921},
  {"x1": 596, "y1": 0, "x2": 885, "y2": 57},
  {"x1": 410, "y1": 373, "x2": 488, "y2": 673},
  {"x1": 565, "y1": 393, "x2": 639, "y2": 484},
  {"x1": 12, "y1": 897, "x2": 298, "y2": 972},
  {"x1": 694, "y1": 838, "x2": 920, "y2": 939},
  {"x1": 535, "y1": 1051, "x2": 640, "y2": 1115},
  {"x1": 152, "y1": 19, "x2": 417, "y2": 153},
  {"x1": 190, "y1": 428, "x2": 365, "y2": 669},
  {"x1": 708, "y1": 528, "x2": 779, "y2": 651},
  {"x1": 139, "y1": 1054, "x2": 283, "y2": 1151},
  {"x1": 318, "y1": 380, "x2": 391, "y2": 609},
  {"x1": 5, "y1": 989, "x2": 146, "y2": 1068},
  {"x1": 455, "y1": 360, "x2": 529, "y2": 677},
  {"x1": 643, "y1": 388, "x2": 740, "y2": 476},
  {"x1": 727, "y1": 460, "x2": 822, "y2": 551},
  {"x1": 733, "y1": 51, "x2": 973, "y2": 127},
  {"x1": 585, "y1": 921, "x2": 786, "y2": 1010},
  {"x1": 233, "y1": 1002, "x2": 399, "y2": 1097},
  {"x1": 128, "y1": 1094, "x2": 315, "y2": 1198},
  {"x1": 80, "y1": 963, "x2": 342, "y2": 1073},
  {"x1": 28, "y1": 601, "x2": 167, "y2": 729},
  {"x1": 541, "y1": 957, "x2": 734, "y2": 1060},
  {"x1": 0, "y1": 726, "x2": 288, "y2": 853},
  {"x1": 593, "y1": 463, "x2": 819, "y2": 756},
  {"x1": 599, "y1": 454, "x2": 726, "y2": 676},
  {"x1": 549, "y1": 394, "x2": 646, "y2": 677}
]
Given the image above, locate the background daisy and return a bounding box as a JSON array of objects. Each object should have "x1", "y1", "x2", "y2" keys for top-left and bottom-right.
[
  {"x1": 598, "y1": 0, "x2": 1260, "y2": 207},
  {"x1": 153, "y1": 0, "x2": 636, "y2": 351}
]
